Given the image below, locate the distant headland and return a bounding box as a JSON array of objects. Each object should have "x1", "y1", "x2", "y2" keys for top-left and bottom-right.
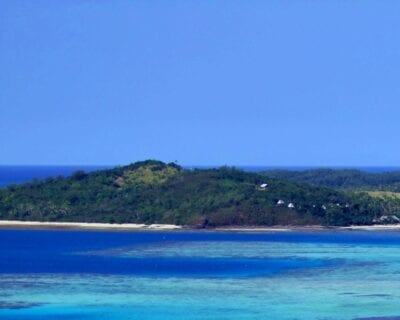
[{"x1": 1, "y1": 160, "x2": 400, "y2": 228}]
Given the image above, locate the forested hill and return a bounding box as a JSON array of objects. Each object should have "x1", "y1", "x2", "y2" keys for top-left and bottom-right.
[
  {"x1": 263, "y1": 169, "x2": 400, "y2": 191},
  {"x1": 0, "y1": 160, "x2": 398, "y2": 227}
]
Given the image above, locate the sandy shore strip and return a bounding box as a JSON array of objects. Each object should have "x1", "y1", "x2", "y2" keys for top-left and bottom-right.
[
  {"x1": 0, "y1": 220, "x2": 182, "y2": 231},
  {"x1": 340, "y1": 224, "x2": 400, "y2": 230},
  {"x1": 216, "y1": 225, "x2": 400, "y2": 232},
  {"x1": 214, "y1": 226, "x2": 293, "y2": 232},
  {"x1": 0, "y1": 222, "x2": 317, "y2": 232},
  {"x1": 1, "y1": 220, "x2": 399, "y2": 232}
]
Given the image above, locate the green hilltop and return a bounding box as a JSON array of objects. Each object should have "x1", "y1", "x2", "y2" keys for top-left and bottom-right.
[{"x1": 0, "y1": 160, "x2": 398, "y2": 227}]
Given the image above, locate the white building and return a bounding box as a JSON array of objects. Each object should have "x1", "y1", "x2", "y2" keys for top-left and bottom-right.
[
  {"x1": 288, "y1": 203, "x2": 295, "y2": 209},
  {"x1": 259, "y1": 183, "x2": 268, "y2": 189},
  {"x1": 277, "y1": 200, "x2": 285, "y2": 205}
]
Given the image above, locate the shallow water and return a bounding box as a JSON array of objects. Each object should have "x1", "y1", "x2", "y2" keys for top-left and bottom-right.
[{"x1": 1, "y1": 229, "x2": 400, "y2": 319}]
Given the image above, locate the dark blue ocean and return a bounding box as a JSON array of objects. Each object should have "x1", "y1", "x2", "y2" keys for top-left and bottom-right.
[
  {"x1": 1, "y1": 229, "x2": 400, "y2": 319},
  {"x1": 2, "y1": 229, "x2": 396, "y2": 277},
  {"x1": 0, "y1": 166, "x2": 110, "y2": 187},
  {"x1": 1, "y1": 165, "x2": 400, "y2": 188}
]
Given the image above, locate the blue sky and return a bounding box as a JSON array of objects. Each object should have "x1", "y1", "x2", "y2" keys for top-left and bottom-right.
[{"x1": 1, "y1": 1, "x2": 399, "y2": 166}]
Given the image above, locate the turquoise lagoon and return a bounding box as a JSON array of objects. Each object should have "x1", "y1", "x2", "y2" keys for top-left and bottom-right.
[{"x1": 1, "y1": 229, "x2": 400, "y2": 319}]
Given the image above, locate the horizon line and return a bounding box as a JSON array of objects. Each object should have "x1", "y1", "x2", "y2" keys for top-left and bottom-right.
[{"x1": 1, "y1": 164, "x2": 400, "y2": 168}]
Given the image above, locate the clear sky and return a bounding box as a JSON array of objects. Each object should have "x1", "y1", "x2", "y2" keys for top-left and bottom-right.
[{"x1": 1, "y1": 1, "x2": 399, "y2": 166}]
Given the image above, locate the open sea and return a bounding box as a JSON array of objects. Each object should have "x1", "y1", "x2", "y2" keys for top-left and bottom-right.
[
  {"x1": 1, "y1": 229, "x2": 400, "y2": 319},
  {"x1": 0, "y1": 166, "x2": 110, "y2": 188}
]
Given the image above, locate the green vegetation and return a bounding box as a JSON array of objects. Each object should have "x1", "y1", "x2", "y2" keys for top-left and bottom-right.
[
  {"x1": 264, "y1": 169, "x2": 400, "y2": 191},
  {"x1": 0, "y1": 161, "x2": 398, "y2": 227},
  {"x1": 367, "y1": 191, "x2": 400, "y2": 200}
]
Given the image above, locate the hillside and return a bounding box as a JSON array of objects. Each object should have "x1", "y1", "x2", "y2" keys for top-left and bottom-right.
[
  {"x1": 0, "y1": 161, "x2": 397, "y2": 227},
  {"x1": 263, "y1": 169, "x2": 400, "y2": 191}
]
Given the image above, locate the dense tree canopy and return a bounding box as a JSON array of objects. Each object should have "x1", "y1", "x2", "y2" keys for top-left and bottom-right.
[{"x1": 264, "y1": 169, "x2": 400, "y2": 191}]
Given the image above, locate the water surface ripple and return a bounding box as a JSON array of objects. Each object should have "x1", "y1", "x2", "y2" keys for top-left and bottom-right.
[{"x1": 1, "y1": 229, "x2": 400, "y2": 319}]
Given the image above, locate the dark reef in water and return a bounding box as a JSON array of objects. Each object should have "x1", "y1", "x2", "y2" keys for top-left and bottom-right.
[{"x1": 0, "y1": 301, "x2": 43, "y2": 310}]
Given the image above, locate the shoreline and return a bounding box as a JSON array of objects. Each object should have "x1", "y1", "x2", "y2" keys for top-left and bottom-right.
[
  {"x1": 0, "y1": 220, "x2": 182, "y2": 231},
  {"x1": 339, "y1": 224, "x2": 400, "y2": 230},
  {"x1": 0, "y1": 220, "x2": 399, "y2": 232}
]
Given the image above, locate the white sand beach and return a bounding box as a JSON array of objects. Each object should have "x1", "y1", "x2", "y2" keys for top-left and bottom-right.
[
  {"x1": 214, "y1": 226, "x2": 293, "y2": 232},
  {"x1": 217, "y1": 225, "x2": 400, "y2": 232},
  {"x1": 0, "y1": 220, "x2": 182, "y2": 231},
  {"x1": 340, "y1": 224, "x2": 400, "y2": 230},
  {"x1": 1, "y1": 220, "x2": 399, "y2": 232}
]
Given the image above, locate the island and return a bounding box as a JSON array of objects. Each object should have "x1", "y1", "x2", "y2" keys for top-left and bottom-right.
[{"x1": 1, "y1": 160, "x2": 400, "y2": 228}]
